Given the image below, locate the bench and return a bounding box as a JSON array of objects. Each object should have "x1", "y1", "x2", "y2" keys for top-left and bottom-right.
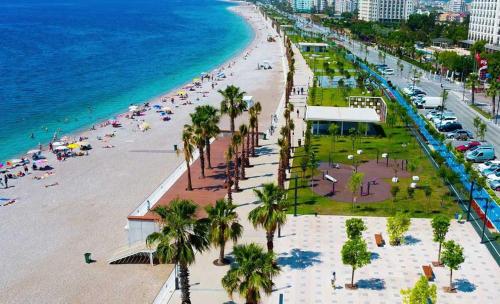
[
  {"x1": 422, "y1": 265, "x2": 434, "y2": 281},
  {"x1": 374, "y1": 233, "x2": 384, "y2": 247}
]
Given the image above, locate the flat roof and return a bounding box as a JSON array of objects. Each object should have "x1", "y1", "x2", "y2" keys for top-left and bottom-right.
[
  {"x1": 298, "y1": 42, "x2": 329, "y2": 47},
  {"x1": 305, "y1": 106, "x2": 380, "y2": 123}
]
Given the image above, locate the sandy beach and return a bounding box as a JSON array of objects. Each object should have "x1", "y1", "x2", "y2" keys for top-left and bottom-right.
[{"x1": 0, "y1": 2, "x2": 285, "y2": 303}]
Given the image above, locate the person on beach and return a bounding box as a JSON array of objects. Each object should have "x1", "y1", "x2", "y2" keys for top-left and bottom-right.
[
  {"x1": 49, "y1": 142, "x2": 53, "y2": 152},
  {"x1": 24, "y1": 165, "x2": 29, "y2": 174},
  {"x1": 331, "y1": 271, "x2": 336, "y2": 289},
  {"x1": 3, "y1": 174, "x2": 8, "y2": 189},
  {"x1": 293, "y1": 87, "x2": 296, "y2": 94},
  {"x1": 297, "y1": 109, "x2": 299, "y2": 118}
]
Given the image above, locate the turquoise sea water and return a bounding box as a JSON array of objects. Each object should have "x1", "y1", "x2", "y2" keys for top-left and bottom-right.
[{"x1": 0, "y1": 0, "x2": 252, "y2": 161}]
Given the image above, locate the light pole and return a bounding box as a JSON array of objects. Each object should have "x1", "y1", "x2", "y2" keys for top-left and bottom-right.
[
  {"x1": 467, "y1": 180, "x2": 475, "y2": 221},
  {"x1": 294, "y1": 174, "x2": 298, "y2": 216},
  {"x1": 480, "y1": 200, "x2": 490, "y2": 243}
]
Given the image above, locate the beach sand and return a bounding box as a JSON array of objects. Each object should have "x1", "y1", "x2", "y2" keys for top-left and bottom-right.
[{"x1": 0, "y1": 3, "x2": 285, "y2": 303}]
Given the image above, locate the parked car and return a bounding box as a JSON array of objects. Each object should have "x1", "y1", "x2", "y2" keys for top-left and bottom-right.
[
  {"x1": 466, "y1": 144, "x2": 496, "y2": 162},
  {"x1": 446, "y1": 130, "x2": 473, "y2": 140},
  {"x1": 486, "y1": 171, "x2": 500, "y2": 181},
  {"x1": 434, "y1": 116, "x2": 458, "y2": 127},
  {"x1": 456, "y1": 141, "x2": 481, "y2": 152},
  {"x1": 477, "y1": 160, "x2": 500, "y2": 171},
  {"x1": 438, "y1": 122, "x2": 462, "y2": 132},
  {"x1": 482, "y1": 166, "x2": 500, "y2": 177},
  {"x1": 488, "y1": 179, "x2": 500, "y2": 191},
  {"x1": 479, "y1": 164, "x2": 500, "y2": 174}
]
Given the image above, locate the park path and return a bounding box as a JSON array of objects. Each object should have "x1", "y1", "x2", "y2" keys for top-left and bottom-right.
[{"x1": 166, "y1": 40, "x2": 313, "y2": 303}]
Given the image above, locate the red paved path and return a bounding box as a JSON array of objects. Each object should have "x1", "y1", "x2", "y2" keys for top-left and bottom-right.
[{"x1": 136, "y1": 136, "x2": 231, "y2": 220}]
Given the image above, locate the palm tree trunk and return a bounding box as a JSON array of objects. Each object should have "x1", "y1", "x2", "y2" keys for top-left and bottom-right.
[
  {"x1": 492, "y1": 94, "x2": 496, "y2": 117},
  {"x1": 226, "y1": 160, "x2": 232, "y2": 202},
  {"x1": 245, "y1": 291, "x2": 257, "y2": 304},
  {"x1": 218, "y1": 232, "x2": 226, "y2": 265},
  {"x1": 246, "y1": 133, "x2": 251, "y2": 166},
  {"x1": 255, "y1": 120, "x2": 259, "y2": 147},
  {"x1": 241, "y1": 141, "x2": 246, "y2": 180},
  {"x1": 179, "y1": 263, "x2": 191, "y2": 304},
  {"x1": 266, "y1": 230, "x2": 274, "y2": 253},
  {"x1": 230, "y1": 116, "x2": 235, "y2": 133},
  {"x1": 199, "y1": 146, "x2": 205, "y2": 178},
  {"x1": 205, "y1": 137, "x2": 212, "y2": 169},
  {"x1": 186, "y1": 162, "x2": 193, "y2": 191},
  {"x1": 234, "y1": 148, "x2": 240, "y2": 191},
  {"x1": 251, "y1": 128, "x2": 256, "y2": 157},
  {"x1": 472, "y1": 84, "x2": 475, "y2": 105}
]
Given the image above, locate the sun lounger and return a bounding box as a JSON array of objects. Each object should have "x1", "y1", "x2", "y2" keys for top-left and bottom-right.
[{"x1": 422, "y1": 265, "x2": 434, "y2": 281}]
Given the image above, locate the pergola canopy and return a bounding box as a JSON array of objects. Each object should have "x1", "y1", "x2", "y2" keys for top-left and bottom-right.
[{"x1": 305, "y1": 106, "x2": 380, "y2": 123}]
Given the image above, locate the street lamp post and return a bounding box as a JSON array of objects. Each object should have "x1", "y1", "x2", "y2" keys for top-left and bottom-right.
[
  {"x1": 480, "y1": 200, "x2": 490, "y2": 243},
  {"x1": 294, "y1": 174, "x2": 298, "y2": 216},
  {"x1": 467, "y1": 180, "x2": 475, "y2": 221}
]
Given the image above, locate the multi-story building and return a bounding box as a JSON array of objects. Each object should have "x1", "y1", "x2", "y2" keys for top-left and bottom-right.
[
  {"x1": 467, "y1": 0, "x2": 500, "y2": 47},
  {"x1": 334, "y1": 0, "x2": 358, "y2": 14},
  {"x1": 291, "y1": 0, "x2": 328, "y2": 12},
  {"x1": 358, "y1": 0, "x2": 415, "y2": 22},
  {"x1": 446, "y1": 0, "x2": 465, "y2": 13}
]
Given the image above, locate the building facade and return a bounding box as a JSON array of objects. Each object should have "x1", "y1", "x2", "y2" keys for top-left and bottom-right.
[
  {"x1": 334, "y1": 0, "x2": 358, "y2": 14},
  {"x1": 358, "y1": 0, "x2": 415, "y2": 22},
  {"x1": 446, "y1": 0, "x2": 465, "y2": 13},
  {"x1": 468, "y1": 0, "x2": 500, "y2": 46},
  {"x1": 292, "y1": 0, "x2": 328, "y2": 12}
]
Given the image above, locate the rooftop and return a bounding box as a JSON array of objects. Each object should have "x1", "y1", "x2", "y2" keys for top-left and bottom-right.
[{"x1": 305, "y1": 106, "x2": 381, "y2": 123}]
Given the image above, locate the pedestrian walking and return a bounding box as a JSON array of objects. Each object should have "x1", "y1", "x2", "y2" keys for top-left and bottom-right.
[
  {"x1": 296, "y1": 109, "x2": 299, "y2": 118},
  {"x1": 331, "y1": 271, "x2": 336, "y2": 289},
  {"x1": 293, "y1": 87, "x2": 296, "y2": 94},
  {"x1": 23, "y1": 165, "x2": 28, "y2": 174},
  {"x1": 3, "y1": 174, "x2": 8, "y2": 189},
  {"x1": 301, "y1": 87, "x2": 304, "y2": 95}
]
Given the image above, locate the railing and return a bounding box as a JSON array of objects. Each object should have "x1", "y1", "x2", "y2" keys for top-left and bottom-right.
[
  {"x1": 351, "y1": 55, "x2": 500, "y2": 233},
  {"x1": 153, "y1": 266, "x2": 177, "y2": 304}
]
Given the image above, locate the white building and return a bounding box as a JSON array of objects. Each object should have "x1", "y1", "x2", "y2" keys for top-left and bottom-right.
[
  {"x1": 292, "y1": 0, "x2": 328, "y2": 12},
  {"x1": 335, "y1": 0, "x2": 358, "y2": 14},
  {"x1": 446, "y1": 0, "x2": 465, "y2": 13},
  {"x1": 468, "y1": 0, "x2": 500, "y2": 46},
  {"x1": 358, "y1": 0, "x2": 415, "y2": 22}
]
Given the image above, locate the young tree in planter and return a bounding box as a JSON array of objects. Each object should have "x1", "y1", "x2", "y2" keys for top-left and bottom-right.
[
  {"x1": 424, "y1": 186, "x2": 433, "y2": 213},
  {"x1": 348, "y1": 172, "x2": 364, "y2": 209},
  {"x1": 341, "y1": 237, "x2": 371, "y2": 289},
  {"x1": 390, "y1": 185, "x2": 400, "y2": 202},
  {"x1": 473, "y1": 116, "x2": 481, "y2": 137},
  {"x1": 431, "y1": 215, "x2": 450, "y2": 266},
  {"x1": 400, "y1": 275, "x2": 437, "y2": 304},
  {"x1": 386, "y1": 213, "x2": 411, "y2": 245},
  {"x1": 441, "y1": 240, "x2": 465, "y2": 292},
  {"x1": 406, "y1": 186, "x2": 415, "y2": 198},
  {"x1": 345, "y1": 218, "x2": 367, "y2": 240}
]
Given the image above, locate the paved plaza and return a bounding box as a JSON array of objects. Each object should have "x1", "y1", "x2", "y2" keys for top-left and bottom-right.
[{"x1": 269, "y1": 215, "x2": 500, "y2": 304}]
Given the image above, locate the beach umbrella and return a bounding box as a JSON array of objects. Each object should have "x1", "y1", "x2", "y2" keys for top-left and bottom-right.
[
  {"x1": 76, "y1": 141, "x2": 89, "y2": 146},
  {"x1": 192, "y1": 78, "x2": 201, "y2": 83},
  {"x1": 177, "y1": 90, "x2": 186, "y2": 96},
  {"x1": 153, "y1": 104, "x2": 162, "y2": 109},
  {"x1": 129, "y1": 105, "x2": 139, "y2": 112},
  {"x1": 54, "y1": 146, "x2": 68, "y2": 151},
  {"x1": 0, "y1": 163, "x2": 3, "y2": 169},
  {"x1": 52, "y1": 141, "x2": 64, "y2": 147},
  {"x1": 67, "y1": 143, "x2": 80, "y2": 150},
  {"x1": 27, "y1": 149, "x2": 41, "y2": 154},
  {"x1": 162, "y1": 106, "x2": 172, "y2": 113},
  {"x1": 11, "y1": 159, "x2": 22, "y2": 165}
]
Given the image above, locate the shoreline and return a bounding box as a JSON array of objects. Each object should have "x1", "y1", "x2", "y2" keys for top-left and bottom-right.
[
  {"x1": 0, "y1": 3, "x2": 287, "y2": 303},
  {"x1": 2, "y1": 1, "x2": 255, "y2": 163}
]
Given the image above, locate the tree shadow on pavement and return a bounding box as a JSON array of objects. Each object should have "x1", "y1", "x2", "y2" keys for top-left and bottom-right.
[
  {"x1": 277, "y1": 248, "x2": 322, "y2": 270},
  {"x1": 357, "y1": 278, "x2": 386, "y2": 290},
  {"x1": 454, "y1": 279, "x2": 477, "y2": 292}
]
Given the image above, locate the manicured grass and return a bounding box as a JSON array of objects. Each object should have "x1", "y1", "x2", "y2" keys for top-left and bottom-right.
[
  {"x1": 287, "y1": 120, "x2": 460, "y2": 218},
  {"x1": 470, "y1": 104, "x2": 493, "y2": 119},
  {"x1": 308, "y1": 87, "x2": 387, "y2": 107}
]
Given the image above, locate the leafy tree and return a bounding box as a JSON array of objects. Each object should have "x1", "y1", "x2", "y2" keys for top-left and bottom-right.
[
  {"x1": 222, "y1": 243, "x2": 280, "y2": 304},
  {"x1": 387, "y1": 213, "x2": 411, "y2": 245},
  {"x1": 146, "y1": 199, "x2": 209, "y2": 304},
  {"x1": 441, "y1": 240, "x2": 465, "y2": 291},
  {"x1": 400, "y1": 275, "x2": 437, "y2": 304},
  {"x1": 424, "y1": 186, "x2": 433, "y2": 213},
  {"x1": 219, "y1": 85, "x2": 246, "y2": 133},
  {"x1": 348, "y1": 127, "x2": 357, "y2": 150},
  {"x1": 348, "y1": 172, "x2": 364, "y2": 209},
  {"x1": 248, "y1": 183, "x2": 288, "y2": 253},
  {"x1": 431, "y1": 215, "x2": 451, "y2": 265},
  {"x1": 390, "y1": 185, "x2": 400, "y2": 202},
  {"x1": 407, "y1": 186, "x2": 415, "y2": 198},
  {"x1": 206, "y1": 199, "x2": 243, "y2": 265},
  {"x1": 473, "y1": 116, "x2": 481, "y2": 138},
  {"x1": 328, "y1": 123, "x2": 339, "y2": 153},
  {"x1": 478, "y1": 121, "x2": 487, "y2": 141},
  {"x1": 308, "y1": 151, "x2": 319, "y2": 188},
  {"x1": 341, "y1": 238, "x2": 371, "y2": 288},
  {"x1": 346, "y1": 218, "x2": 367, "y2": 240}
]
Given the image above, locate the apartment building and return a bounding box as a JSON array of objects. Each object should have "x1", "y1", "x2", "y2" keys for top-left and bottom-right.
[
  {"x1": 468, "y1": 0, "x2": 500, "y2": 46},
  {"x1": 358, "y1": 0, "x2": 415, "y2": 22}
]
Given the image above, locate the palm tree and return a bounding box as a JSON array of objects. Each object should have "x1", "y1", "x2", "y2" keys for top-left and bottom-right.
[
  {"x1": 185, "y1": 124, "x2": 206, "y2": 178},
  {"x1": 248, "y1": 183, "x2": 287, "y2": 253},
  {"x1": 466, "y1": 72, "x2": 480, "y2": 105},
  {"x1": 146, "y1": 199, "x2": 209, "y2": 304},
  {"x1": 180, "y1": 125, "x2": 195, "y2": 191},
  {"x1": 486, "y1": 79, "x2": 499, "y2": 116},
  {"x1": 249, "y1": 109, "x2": 258, "y2": 157},
  {"x1": 219, "y1": 85, "x2": 247, "y2": 133},
  {"x1": 239, "y1": 124, "x2": 249, "y2": 179},
  {"x1": 221, "y1": 243, "x2": 280, "y2": 304},
  {"x1": 252, "y1": 102, "x2": 262, "y2": 147},
  {"x1": 225, "y1": 146, "x2": 234, "y2": 202},
  {"x1": 206, "y1": 199, "x2": 243, "y2": 266},
  {"x1": 231, "y1": 132, "x2": 242, "y2": 192},
  {"x1": 191, "y1": 105, "x2": 220, "y2": 169},
  {"x1": 277, "y1": 137, "x2": 288, "y2": 189}
]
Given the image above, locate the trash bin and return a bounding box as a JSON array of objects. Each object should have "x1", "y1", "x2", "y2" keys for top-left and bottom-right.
[
  {"x1": 173, "y1": 144, "x2": 178, "y2": 151},
  {"x1": 263, "y1": 133, "x2": 267, "y2": 140},
  {"x1": 84, "y1": 253, "x2": 92, "y2": 264}
]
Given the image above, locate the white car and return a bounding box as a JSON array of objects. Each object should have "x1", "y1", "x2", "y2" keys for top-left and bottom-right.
[
  {"x1": 477, "y1": 160, "x2": 500, "y2": 172},
  {"x1": 433, "y1": 116, "x2": 457, "y2": 126},
  {"x1": 487, "y1": 171, "x2": 500, "y2": 181}
]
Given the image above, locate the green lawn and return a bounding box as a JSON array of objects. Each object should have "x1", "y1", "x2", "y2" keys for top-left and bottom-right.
[{"x1": 287, "y1": 122, "x2": 460, "y2": 219}]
